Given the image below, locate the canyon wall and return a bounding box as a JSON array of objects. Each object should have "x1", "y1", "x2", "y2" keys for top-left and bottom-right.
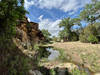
[{"x1": 15, "y1": 17, "x2": 44, "y2": 50}]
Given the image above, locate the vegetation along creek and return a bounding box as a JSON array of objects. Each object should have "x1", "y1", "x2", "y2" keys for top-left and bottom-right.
[
  {"x1": 38, "y1": 46, "x2": 95, "y2": 75},
  {"x1": 1, "y1": 0, "x2": 100, "y2": 75}
]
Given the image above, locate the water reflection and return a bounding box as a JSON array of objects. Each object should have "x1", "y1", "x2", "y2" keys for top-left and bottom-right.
[{"x1": 46, "y1": 48, "x2": 60, "y2": 61}]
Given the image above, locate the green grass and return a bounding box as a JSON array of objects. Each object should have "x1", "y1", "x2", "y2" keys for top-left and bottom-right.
[
  {"x1": 71, "y1": 68, "x2": 88, "y2": 75},
  {"x1": 53, "y1": 47, "x2": 70, "y2": 62}
]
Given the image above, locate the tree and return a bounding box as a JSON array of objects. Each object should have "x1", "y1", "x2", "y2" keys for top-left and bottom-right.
[
  {"x1": 0, "y1": 0, "x2": 27, "y2": 49},
  {"x1": 93, "y1": 22, "x2": 100, "y2": 35},
  {"x1": 79, "y1": 25, "x2": 98, "y2": 43},
  {"x1": 80, "y1": 0, "x2": 100, "y2": 24},
  {"x1": 41, "y1": 29, "x2": 51, "y2": 42},
  {"x1": 59, "y1": 17, "x2": 81, "y2": 41},
  {"x1": 79, "y1": 0, "x2": 100, "y2": 43}
]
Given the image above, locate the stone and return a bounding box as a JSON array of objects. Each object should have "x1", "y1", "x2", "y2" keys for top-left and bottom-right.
[
  {"x1": 94, "y1": 73, "x2": 100, "y2": 75},
  {"x1": 15, "y1": 17, "x2": 45, "y2": 50}
]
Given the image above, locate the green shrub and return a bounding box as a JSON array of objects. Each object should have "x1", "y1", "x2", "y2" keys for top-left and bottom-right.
[
  {"x1": 34, "y1": 44, "x2": 39, "y2": 50},
  {"x1": 79, "y1": 33, "x2": 88, "y2": 43},
  {"x1": 7, "y1": 56, "x2": 31, "y2": 75},
  {"x1": 88, "y1": 35, "x2": 98, "y2": 44},
  {"x1": 79, "y1": 25, "x2": 98, "y2": 43},
  {"x1": 71, "y1": 32, "x2": 79, "y2": 41},
  {"x1": 50, "y1": 69, "x2": 56, "y2": 75},
  {"x1": 72, "y1": 68, "x2": 88, "y2": 75},
  {"x1": 54, "y1": 48, "x2": 68, "y2": 62}
]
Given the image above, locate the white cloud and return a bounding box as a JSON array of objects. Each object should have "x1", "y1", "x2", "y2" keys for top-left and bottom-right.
[
  {"x1": 24, "y1": 0, "x2": 34, "y2": 9},
  {"x1": 24, "y1": 0, "x2": 91, "y2": 12},
  {"x1": 28, "y1": 17, "x2": 31, "y2": 22},
  {"x1": 38, "y1": 15, "x2": 44, "y2": 21},
  {"x1": 38, "y1": 15, "x2": 61, "y2": 36}
]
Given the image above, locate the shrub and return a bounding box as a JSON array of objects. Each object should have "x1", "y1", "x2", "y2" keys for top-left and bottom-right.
[
  {"x1": 88, "y1": 35, "x2": 98, "y2": 44},
  {"x1": 72, "y1": 68, "x2": 88, "y2": 75},
  {"x1": 71, "y1": 32, "x2": 79, "y2": 41},
  {"x1": 50, "y1": 69, "x2": 56, "y2": 75},
  {"x1": 79, "y1": 25, "x2": 98, "y2": 43},
  {"x1": 79, "y1": 33, "x2": 88, "y2": 43},
  {"x1": 34, "y1": 44, "x2": 39, "y2": 50}
]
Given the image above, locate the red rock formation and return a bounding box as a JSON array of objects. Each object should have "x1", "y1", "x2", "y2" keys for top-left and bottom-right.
[{"x1": 15, "y1": 17, "x2": 44, "y2": 50}]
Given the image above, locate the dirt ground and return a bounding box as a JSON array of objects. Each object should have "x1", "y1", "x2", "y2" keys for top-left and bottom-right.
[{"x1": 52, "y1": 41, "x2": 100, "y2": 72}]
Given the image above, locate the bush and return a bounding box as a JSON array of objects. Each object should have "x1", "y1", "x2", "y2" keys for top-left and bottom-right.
[
  {"x1": 71, "y1": 32, "x2": 79, "y2": 41},
  {"x1": 72, "y1": 68, "x2": 88, "y2": 75},
  {"x1": 79, "y1": 33, "x2": 88, "y2": 43},
  {"x1": 50, "y1": 69, "x2": 56, "y2": 75},
  {"x1": 79, "y1": 25, "x2": 98, "y2": 43},
  {"x1": 34, "y1": 44, "x2": 39, "y2": 50},
  {"x1": 88, "y1": 35, "x2": 98, "y2": 44}
]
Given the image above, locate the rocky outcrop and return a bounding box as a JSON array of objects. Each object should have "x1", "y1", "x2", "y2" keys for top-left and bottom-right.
[{"x1": 15, "y1": 17, "x2": 44, "y2": 50}]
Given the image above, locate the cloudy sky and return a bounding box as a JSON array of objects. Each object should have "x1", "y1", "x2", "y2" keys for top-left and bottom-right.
[{"x1": 24, "y1": 0, "x2": 91, "y2": 36}]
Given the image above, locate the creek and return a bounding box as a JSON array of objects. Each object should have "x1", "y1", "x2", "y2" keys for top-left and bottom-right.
[{"x1": 39, "y1": 46, "x2": 93, "y2": 75}]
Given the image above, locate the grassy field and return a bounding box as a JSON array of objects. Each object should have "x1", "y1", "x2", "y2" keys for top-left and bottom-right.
[{"x1": 53, "y1": 41, "x2": 100, "y2": 72}]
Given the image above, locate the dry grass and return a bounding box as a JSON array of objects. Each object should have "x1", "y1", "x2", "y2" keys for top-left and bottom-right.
[{"x1": 53, "y1": 41, "x2": 100, "y2": 72}]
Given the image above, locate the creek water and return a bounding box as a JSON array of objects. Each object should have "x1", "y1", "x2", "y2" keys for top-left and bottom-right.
[{"x1": 46, "y1": 47, "x2": 60, "y2": 61}]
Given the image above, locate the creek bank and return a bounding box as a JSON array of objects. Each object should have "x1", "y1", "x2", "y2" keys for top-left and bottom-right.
[
  {"x1": 52, "y1": 42, "x2": 100, "y2": 72},
  {"x1": 38, "y1": 46, "x2": 93, "y2": 75}
]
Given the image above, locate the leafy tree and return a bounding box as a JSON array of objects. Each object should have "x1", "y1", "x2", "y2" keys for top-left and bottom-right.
[
  {"x1": 79, "y1": 0, "x2": 100, "y2": 43},
  {"x1": 0, "y1": 0, "x2": 27, "y2": 49},
  {"x1": 41, "y1": 29, "x2": 51, "y2": 42},
  {"x1": 79, "y1": 25, "x2": 98, "y2": 43},
  {"x1": 88, "y1": 34, "x2": 98, "y2": 44},
  {"x1": 52, "y1": 36, "x2": 60, "y2": 42},
  {"x1": 59, "y1": 17, "x2": 81, "y2": 41},
  {"x1": 80, "y1": 0, "x2": 100, "y2": 24},
  {"x1": 93, "y1": 22, "x2": 100, "y2": 35}
]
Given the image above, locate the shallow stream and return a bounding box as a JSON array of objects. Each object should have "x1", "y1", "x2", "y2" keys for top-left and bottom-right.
[{"x1": 39, "y1": 47, "x2": 94, "y2": 75}]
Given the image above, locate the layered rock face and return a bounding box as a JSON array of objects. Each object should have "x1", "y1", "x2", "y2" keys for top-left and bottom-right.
[{"x1": 15, "y1": 17, "x2": 44, "y2": 50}]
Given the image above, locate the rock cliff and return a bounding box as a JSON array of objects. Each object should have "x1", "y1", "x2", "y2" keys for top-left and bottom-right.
[{"x1": 15, "y1": 17, "x2": 44, "y2": 50}]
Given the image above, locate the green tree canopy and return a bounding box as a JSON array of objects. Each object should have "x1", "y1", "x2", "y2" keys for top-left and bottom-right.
[
  {"x1": 0, "y1": 0, "x2": 26, "y2": 38},
  {"x1": 59, "y1": 17, "x2": 81, "y2": 41},
  {"x1": 0, "y1": 0, "x2": 27, "y2": 48},
  {"x1": 41, "y1": 29, "x2": 51, "y2": 42},
  {"x1": 80, "y1": 0, "x2": 100, "y2": 24}
]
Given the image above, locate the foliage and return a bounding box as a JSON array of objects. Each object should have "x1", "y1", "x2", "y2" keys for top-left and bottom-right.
[
  {"x1": 79, "y1": 33, "x2": 88, "y2": 43},
  {"x1": 34, "y1": 44, "x2": 39, "y2": 50},
  {"x1": 41, "y1": 29, "x2": 51, "y2": 42},
  {"x1": 59, "y1": 17, "x2": 81, "y2": 41},
  {"x1": 79, "y1": 0, "x2": 100, "y2": 43},
  {"x1": 50, "y1": 69, "x2": 56, "y2": 75},
  {"x1": 59, "y1": 17, "x2": 73, "y2": 41},
  {"x1": 58, "y1": 0, "x2": 100, "y2": 43},
  {"x1": 72, "y1": 68, "x2": 88, "y2": 75},
  {"x1": 79, "y1": 25, "x2": 98, "y2": 43},
  {"x1": 0, "y1": 0, "x2": 31, "y2": 74},
  {"x1": 88, "y1": 34, "x2": 98, "y2": 44},
  {"x1": 53, "y1": 48, "x2": 69, "y2": 62},
  {"x1": 59, "y1": 49, "x2": 68, "y2": 62},
  {"x1": 93, "y1": 22, "x2": 100, "y2": 35},
  {"x1": 80, "y1": 0, "x2": 100, "y2": 24},
  {"x1": 52, "y1": 36, "x2": 60, "y2": 42},
  {"x1": 0, "y1": 0, "x2": 27, "y2": 48},
  {"x1": 8, "y1": 56, "x2": 31, "y2": 75},
  {"x1": 0, "y1": 47, "x2": 32, "y2": 75},
  {"x1": 71, "y1": 32, "x2": 79, "y2": 41}
]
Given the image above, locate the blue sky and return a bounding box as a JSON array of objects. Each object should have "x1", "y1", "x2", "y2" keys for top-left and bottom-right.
[{"x1": 24, "y1": 0, "x2": 91, "y2": 36}]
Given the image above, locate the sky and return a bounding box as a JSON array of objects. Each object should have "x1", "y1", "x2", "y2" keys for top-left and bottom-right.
[{"x1": 24, "y1": 0, "x2": 91, "y2": 36}]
